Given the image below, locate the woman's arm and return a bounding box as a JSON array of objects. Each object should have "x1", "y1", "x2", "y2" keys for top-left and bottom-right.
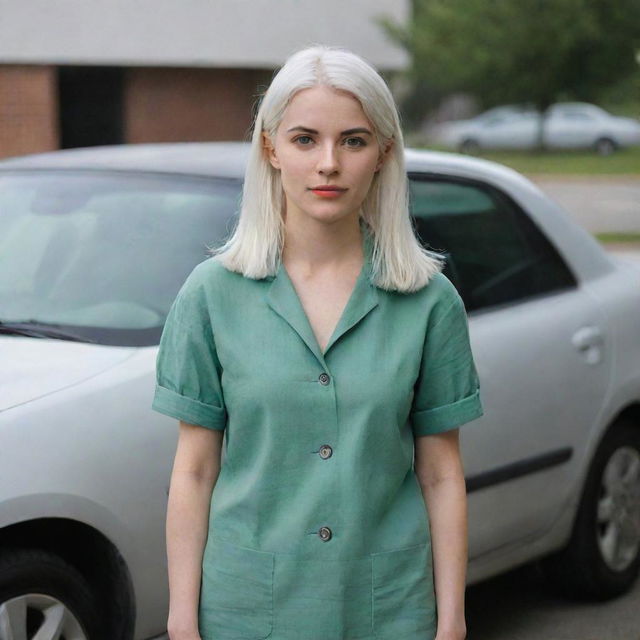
[
  {"x1": 414, "y1": 428, "x2": 468, "y2": 640},
  {"x1": 166, "y1": 421, "x2": 225, "y2": 640}
]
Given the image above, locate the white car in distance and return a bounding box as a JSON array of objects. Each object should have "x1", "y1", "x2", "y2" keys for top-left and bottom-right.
[{"x1": 432, "y1": 102, "x2": 640, "y2": 155}]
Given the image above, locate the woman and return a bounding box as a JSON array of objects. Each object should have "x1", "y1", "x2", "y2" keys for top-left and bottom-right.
[{"x1": 152, "y1": 44, "x2": 484, "y2": 640}]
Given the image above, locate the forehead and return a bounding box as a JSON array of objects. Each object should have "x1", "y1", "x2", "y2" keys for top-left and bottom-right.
[{"x1": 281, "y1": 85, "x2": 370, "y2": 125}]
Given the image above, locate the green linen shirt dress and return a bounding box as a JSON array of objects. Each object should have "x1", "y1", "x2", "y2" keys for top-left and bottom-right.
[{"x1": 151, "y1": 220, "x2": 484, "y2": 640}]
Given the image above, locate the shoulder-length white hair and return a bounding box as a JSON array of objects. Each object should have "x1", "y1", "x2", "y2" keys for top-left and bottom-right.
[{"x1": 209, "y1": 44, "x2": 445, "y2": 292}]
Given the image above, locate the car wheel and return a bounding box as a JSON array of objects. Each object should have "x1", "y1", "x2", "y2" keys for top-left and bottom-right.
[
  {"x1": 459, "y1": 138, "x2": 480, "y2": 155},
  {"x1": 594, "y1": 137, "x2": 617, "y2": 156},
  {"x1": 0, "y1": 548, "x2": 104, "y2": 640},
  {"x1": 540, "y1": 419, "x2": 640, "y2": 600}
]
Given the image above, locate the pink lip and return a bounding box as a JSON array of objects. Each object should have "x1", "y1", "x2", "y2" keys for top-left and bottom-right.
[
  {"x1": 311, "y1": 189, "x2": 345, "y2": 198},
  {"x1": 310, "y1": 186, "x2": 347, "y2": 198}
]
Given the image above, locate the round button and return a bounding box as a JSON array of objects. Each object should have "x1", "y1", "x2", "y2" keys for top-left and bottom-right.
[
  {"x1": 319, "y1": 445, "x2": 333, "y2": 459},
  {"x1": 318, "y1": 372, "x2": 331, "y2": 385},
  {"x1": 318, "y1": 526, "x2": 332, "y2": 541}
]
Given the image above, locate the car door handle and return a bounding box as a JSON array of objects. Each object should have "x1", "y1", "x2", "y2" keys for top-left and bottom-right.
[
  {"x1": 572, "y1": 325, "x2": 603, "y2": 348},
  {"x1": 572, "y1": 325, "x2": 603, "y2": 364}
]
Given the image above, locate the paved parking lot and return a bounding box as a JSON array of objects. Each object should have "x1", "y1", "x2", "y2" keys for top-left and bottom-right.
[
  {"x1": 603, "y1": 245, "x2": 640, "y2": 263},
  {"x1": 530, "y1": 176, "x2": 640, "y2": 234},
  {"x1": 466, "y1": 561, "x2": 640, "y2": 640}
]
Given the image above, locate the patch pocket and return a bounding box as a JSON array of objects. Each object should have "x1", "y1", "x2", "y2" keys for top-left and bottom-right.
[
  {"x1": 371, "y1": 542, "x2": 436, "y2": 637},
  {"x1": 199, "y1": 536, "x2": 274, "y2": 640}
]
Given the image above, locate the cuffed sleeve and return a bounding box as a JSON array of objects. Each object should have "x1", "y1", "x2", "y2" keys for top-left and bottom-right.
[
  {"x1": 410, "y1": 282, "x2": 484, "y2": 437},
  {"x1": 151, "y1": 265, "x2": 227, "y2": 431}
]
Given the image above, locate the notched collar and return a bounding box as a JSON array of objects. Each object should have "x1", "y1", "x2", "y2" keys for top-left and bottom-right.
[{"x1": 265, "y1": 223, "x2": 379, "y2": 365}]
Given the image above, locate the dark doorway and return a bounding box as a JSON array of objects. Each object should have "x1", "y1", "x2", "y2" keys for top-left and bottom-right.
[{"x1": 58, "y1": 66, "x2": 124, "y2": 148}]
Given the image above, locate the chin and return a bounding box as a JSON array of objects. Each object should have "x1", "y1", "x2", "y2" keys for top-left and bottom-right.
[{"x1": 308, "y1": 209, "x2": 358, "y2": 224}]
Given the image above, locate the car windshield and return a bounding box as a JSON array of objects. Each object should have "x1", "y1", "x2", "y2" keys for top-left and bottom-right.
[{"x1": 0, "y1": 169, "x2": 241, "y2": 346}]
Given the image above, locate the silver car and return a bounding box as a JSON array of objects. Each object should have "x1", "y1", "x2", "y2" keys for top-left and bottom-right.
[
  {"x1": 1, "y1": 142, "x2": 639, "y2": 640},
  {"x1": 432, "y1": 102, "x2": 640, "y2": 155}
]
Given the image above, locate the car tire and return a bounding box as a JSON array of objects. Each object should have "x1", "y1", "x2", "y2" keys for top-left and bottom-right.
[
  {"x1": 0, "y1": 548, "x2": 104, "y2": 640},
  {"x1": 459, "y1": 138, "x2": 480, "y2": 155},
  {"x1": 594, "y1": 137, "x2": 617, "y2": 156},
  {"x1": 540, "y1": 419, "x2": 640, "y2": 600}
]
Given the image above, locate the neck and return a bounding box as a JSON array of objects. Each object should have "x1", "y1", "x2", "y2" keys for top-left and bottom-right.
[{"x1": 281, "y1": 216, "x2": 364, "y2": 277}]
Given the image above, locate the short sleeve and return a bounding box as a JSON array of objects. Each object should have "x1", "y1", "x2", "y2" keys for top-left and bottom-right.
[
  {"x1": 151, "y1": 267, "x2": 227, "y2": 431},
  {"x1": 409, "y1": 284, "x2": 484, "y2": 437}
]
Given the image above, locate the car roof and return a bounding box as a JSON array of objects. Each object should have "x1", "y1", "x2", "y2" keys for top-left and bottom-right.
[
  {"x1": 0, "y1": 141, "x2": 538, "y2": 192},
  {"x1": 0, "y1": 142, "x2": 251, "y2": 179}
]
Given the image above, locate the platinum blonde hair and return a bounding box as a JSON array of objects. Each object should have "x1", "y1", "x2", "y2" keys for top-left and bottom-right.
[{"x1": 210, "y1": 44, "x2": 445, "y2": 292}]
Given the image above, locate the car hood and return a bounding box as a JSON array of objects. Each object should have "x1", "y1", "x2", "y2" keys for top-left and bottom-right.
[{"x1": 0, "y1": 336, "x2": 138, "y2": 411}]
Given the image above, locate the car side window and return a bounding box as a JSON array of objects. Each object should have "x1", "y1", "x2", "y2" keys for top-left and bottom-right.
[
  {"x1": 484, "y1": 115, "x2": 507, "y2": 126},
  {"x1": 558, "y1": 111, "x2": 594, "y2": 122},
  {"x1": 408, "y1": 175, "x2": 577, "y2": 313}
]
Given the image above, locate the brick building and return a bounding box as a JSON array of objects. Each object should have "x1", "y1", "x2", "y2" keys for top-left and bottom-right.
[{"x1": 0, "y1": 0, "x2": 409, "y2": 159}]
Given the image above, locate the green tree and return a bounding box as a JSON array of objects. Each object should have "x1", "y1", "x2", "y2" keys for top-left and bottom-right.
[{"x1": 379, "y1": 0, "x2": 640, "y2": 145}]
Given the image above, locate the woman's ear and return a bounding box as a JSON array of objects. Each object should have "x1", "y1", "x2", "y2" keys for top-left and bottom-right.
[
  {"x1": 375, "y1": 138, "x2": 394, "y2": 172},
  {"x1": 262, "y1": 132, "x2": 280, "y2": 170}
]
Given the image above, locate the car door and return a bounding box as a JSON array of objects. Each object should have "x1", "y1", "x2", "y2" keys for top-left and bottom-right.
[
  {"x1": 480, "y1": 113, "x2": 539, "y2": 149},
  {"x1": 545, "y1": 107, "x2": 599, "y2": 148},
  {"x1": 408, "y1": 174, "x2": 610, "y2": 558}
]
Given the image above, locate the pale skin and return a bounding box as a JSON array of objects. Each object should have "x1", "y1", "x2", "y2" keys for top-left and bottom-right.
[
  {"x1": 166, "y1": 423, "x2": 222, "y2": 640},
  {"x1": 165, "y1": 84, "x2": 467, "y2": 640}
]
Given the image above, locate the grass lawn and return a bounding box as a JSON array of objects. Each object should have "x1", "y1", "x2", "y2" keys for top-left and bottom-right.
[
  {"x1": 594, "y1": 232, "x2": 640, "y2": 244},
  {"x1": 409, "y1": 141, "x2": 640, "y2": 176}
]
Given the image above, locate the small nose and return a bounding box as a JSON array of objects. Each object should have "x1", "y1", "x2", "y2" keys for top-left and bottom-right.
[{"x1": 317, "y1": 142, "x2": 339, "y2": 175}]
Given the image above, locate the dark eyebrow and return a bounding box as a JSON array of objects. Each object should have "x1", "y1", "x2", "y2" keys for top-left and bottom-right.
[
  {"x1": 286, "y1": 126, "x2": 373, "y2": 136},
  {"x1": 343, "y1": 128, "x2": 373, "y2": 136}
]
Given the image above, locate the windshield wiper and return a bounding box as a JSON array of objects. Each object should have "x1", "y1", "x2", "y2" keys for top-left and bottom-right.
[{"x1": 0, "y1": 320, "x2": 96, "y2": 343}]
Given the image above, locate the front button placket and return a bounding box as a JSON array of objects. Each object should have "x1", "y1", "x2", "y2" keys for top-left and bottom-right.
[{"x1": 264, "y1": 223, "x2": 380, "y2": 550}]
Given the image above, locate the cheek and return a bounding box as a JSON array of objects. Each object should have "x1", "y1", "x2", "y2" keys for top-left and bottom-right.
[
  {"x1": 353, "y1": 161, "x2": 378, "y2": 193},
  {"x1": 280, "y1": 166, "x2": 305, "y2": 196},
  {"x1": 277, "y1": 154, "x2": 306, "y2": 191},
  {"x1": 356, "y1": 148, "x2": 380, "y2": 175}
]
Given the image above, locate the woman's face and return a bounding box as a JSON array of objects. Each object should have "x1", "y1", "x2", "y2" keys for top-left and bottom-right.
[{"x1": 263, "y1": 84, "x2": 392, "y2": 228}]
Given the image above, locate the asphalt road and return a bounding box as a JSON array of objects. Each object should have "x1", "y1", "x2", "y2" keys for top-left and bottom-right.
[
  {"x1": 530, "y1": 177, "x2": 640, "y2": 234},
  {"x1": 466, "y1": 561, "x2": 640, "y2": 640}
]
